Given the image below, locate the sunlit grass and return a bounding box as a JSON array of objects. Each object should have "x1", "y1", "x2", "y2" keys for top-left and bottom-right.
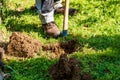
[{"x1": 1, "y1": 0, "x2": 120, "y2": 80}]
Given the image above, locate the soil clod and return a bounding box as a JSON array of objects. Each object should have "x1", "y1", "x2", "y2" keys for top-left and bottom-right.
[
  {"x1": 42, "y1": 40, "x2": 80, "y2": 58},
  {"x1": 49, "y1": 54, "x2": 81, "y2": 80},
  {"x1": 81, "y1": 73, "x2": 92, "y2": 80},
  {"x1": 7, "y1": 32, "x2": 42, "y2": 58}
]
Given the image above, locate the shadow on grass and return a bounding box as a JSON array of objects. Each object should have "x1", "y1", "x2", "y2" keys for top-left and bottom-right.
[
  {"x1": 64, "y1": 33, "x2": 120, "y2": 54},
  {"x1": 3, "y1": 33, "x2": 119, "y2": 80},
  {"x1": 6, "y1": 57, "x2": 57, "y2": 80},
  {"x1": 5, "y1": 48, "x2": 120, "y2": 80},
  {"x1": 4, "y1": 7, "x2": 48, "y2": 38},
  {"x1": 71, "y1": 34, "x2": 120, "y2": 53},
  {"x1": 87, "y1": 35, "x2": 120, "y2": 50},
  {"x1": 5, "y1": 17, "x2": 46, "y2": 38},
  {"x1": 71, "y1": 50, "x2": 120, "y2": 80},
  {"x1": 3, "y1": 7, "x2": 37, "y2": 19}
]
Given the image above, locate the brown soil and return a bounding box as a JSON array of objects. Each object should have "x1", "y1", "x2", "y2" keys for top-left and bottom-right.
[
  {"x1": 81, "y1": 73, "x2": 92, "y2": 80},
  {"x1": 1, "y1": 31, "x2": 92, "y2": 79},
  {"x1": 7, "y1": 32, "x2": 42, "y2": 58},
  {"x1": 30, "y1": 4, "x2": 37, "y2": 10},
  {"x1": 49, "y1": 54, "x2": 81, "y2": 80},
  {"x1": 4, "y1": 32, "x2": 81, "y2": 59},
  {"x1": 49, "y1": 54, "x2": 92, "y2": 80},
  {"x1": 42, "y1": 40, "x2": 80, "y2": 58}
]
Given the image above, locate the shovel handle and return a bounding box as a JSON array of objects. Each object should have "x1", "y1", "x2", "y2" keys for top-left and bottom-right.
[{"x1": 62, "y1": 0, "x2": 69, "y2": 37}]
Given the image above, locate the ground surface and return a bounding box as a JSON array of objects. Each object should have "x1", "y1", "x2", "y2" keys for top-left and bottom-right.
[
  {"x1": 5, "y1": 32, "x2": 80, "y2": 59},
  {"x1": 42, "y1": 39, "x2": 81, "y2": 58},
  {"x1": 0, "y1": 0, "x2": 120, "y2": 80},
  {"x1": 7, "y1": 32, "x2": 41, "y2": 58},
  {"x1": 49, "y1": 54, "x2": 92, "y2": 80}
]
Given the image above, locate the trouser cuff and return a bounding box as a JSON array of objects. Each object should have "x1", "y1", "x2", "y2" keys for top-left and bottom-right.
[{"x1": 39, "y1": 10, "x2": 54, "y2": 24}]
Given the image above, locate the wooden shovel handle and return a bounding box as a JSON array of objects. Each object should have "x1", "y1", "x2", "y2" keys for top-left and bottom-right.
[{"x1": 63, "y1": 0, "x2": 69, "y2": 30}]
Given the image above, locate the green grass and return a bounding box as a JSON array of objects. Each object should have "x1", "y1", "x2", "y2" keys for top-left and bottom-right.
[{"x1": 1, "y1": 0, "x2": 120, "y2": 80}]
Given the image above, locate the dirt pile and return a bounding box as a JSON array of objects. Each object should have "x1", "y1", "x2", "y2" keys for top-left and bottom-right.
[
  {"x1": 49, "y1": 54, "x2": 92, "y2": 80},
  {"x1": 5, "y1": 32, "x2": 81, "y2": 59},
  {"x1": 30, "y1": 4, "x2": 37, "y2": 10},
  {"x1": 81, "y1": 73, "x2": 92, "y2": 80},
  {"x1": 42, "y1": 40, "x2": 80, "y2": 58},
  {"x1": 49, "y1": 54, "x2": 81, "y2": 80},
  {"x1": 7, "y1": 32, "x2": 42, "y2": 58}
]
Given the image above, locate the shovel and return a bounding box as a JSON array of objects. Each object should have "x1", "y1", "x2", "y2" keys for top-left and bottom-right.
[{"x1": 62, "y1": 0, "x2": 69, "y2": 37}]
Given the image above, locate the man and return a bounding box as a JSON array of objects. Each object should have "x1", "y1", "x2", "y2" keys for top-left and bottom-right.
[{"x1": 35, "y1": 0, "x2": 77, "y2": 37}]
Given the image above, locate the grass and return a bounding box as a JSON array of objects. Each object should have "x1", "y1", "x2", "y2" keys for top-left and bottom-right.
[{"x1": 1, "y1": 0, "x2": 120, "y2": 80}]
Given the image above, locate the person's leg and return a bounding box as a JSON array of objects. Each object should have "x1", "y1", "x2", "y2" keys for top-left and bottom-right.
[
  {"x1": 54, "y1": 0, "x2": 63, "y2": 10},
  {"x1": 34, "y1": 0, "x2": 77, "y2": 16},
  {"x1": 54, "y1": 0, "x2": 77, "y2": 16},
  {"x1": 35, "y1": 0, "x2": 60, "y2": 37}
]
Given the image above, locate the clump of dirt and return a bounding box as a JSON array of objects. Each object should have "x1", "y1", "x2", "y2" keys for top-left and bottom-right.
[
  {"x1": 30, "y1": 4, "x2": 37, "y2": 10},
  {"x1": 49, "y1": 54, "x2": 81, "y2": 80},
  {"x1": 7, "y1": 32, "x2": 42, "y2": 58},
  {"x1": 60, "y1": 40, "x2": 79, "y2": 54},
  {"x1": 42, "y1": 40, "x2": 80, "y2": 58},
  {"x1": 49, "y1": 54, "x2": 92, "y2": 80},
  {"x1": 81, "y1": 73, "x2": 92, "y2": 80}
]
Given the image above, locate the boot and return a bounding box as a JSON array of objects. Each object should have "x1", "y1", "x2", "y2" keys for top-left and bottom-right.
[
  {"x1": 42, "y1": 22, "x2": 60, "y2": 37},
  {"x1": 30, "y1": 5, "x2": 77, "y2": 16},
  {"x1": 55, "y1": 7, "x2": 77, "y2": 16}
]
